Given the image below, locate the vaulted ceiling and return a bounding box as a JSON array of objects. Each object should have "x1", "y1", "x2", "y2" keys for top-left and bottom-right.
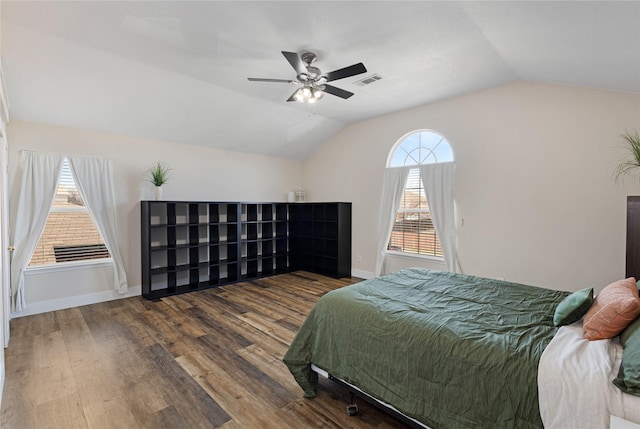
[{"x1": 2, "y1": 1, "x2": 639, "y2": 159}]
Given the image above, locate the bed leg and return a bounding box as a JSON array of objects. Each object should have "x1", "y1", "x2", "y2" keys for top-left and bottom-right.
[{"x1": 347, "y1": 392, "x2": 359, "y2": 416}]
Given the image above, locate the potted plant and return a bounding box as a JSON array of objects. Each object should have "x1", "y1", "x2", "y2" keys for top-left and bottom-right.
[
  {"x1": 146, "y1": 162, "x2": 171, "y2": 200},
  {"x1": 615, "y1": 130, "x2": 640, "y2": 182}
]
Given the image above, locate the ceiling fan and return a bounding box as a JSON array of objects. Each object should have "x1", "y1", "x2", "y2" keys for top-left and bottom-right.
[{"x1": 248, "y1": 51, "x2": 367, "y2": 103}]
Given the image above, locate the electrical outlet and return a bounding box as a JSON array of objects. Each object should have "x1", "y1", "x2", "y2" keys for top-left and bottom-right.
[{"x1": 357, "y1": 255, "x2": 362, "y2": 263}]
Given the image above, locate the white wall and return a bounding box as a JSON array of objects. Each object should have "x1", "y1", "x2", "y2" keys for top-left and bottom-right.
[
  {"x1": 304, "y1": 81, "x2": 640, "y2": 293},
  {"x1": 6, "y1": 81, "x2": 640, "y2": 313},
  {"x1": 7, "y1": 119, "x2": 303, "y2": 315}
]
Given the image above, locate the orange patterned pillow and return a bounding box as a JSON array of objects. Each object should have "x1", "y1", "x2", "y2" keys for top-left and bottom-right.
[{"x1": 583, "y1": 278, "x2": 640, "y2": 341}]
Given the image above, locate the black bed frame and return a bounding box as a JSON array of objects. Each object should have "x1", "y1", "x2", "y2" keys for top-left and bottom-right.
[{"x1": 313, "y1": 365, "x2": 429, "y2": 429}]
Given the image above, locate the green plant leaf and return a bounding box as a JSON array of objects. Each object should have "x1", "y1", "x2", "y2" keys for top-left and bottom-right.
[
  {"x1": 615, "y1": 130, "x2": 640, "y2": 183},
  {"x1": 146, "y1": 162, "x2": 171, "y2": 186}
]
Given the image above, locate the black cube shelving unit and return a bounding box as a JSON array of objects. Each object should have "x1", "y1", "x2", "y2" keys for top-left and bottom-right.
[{"x1": 141, "y1": 200, "x2": 351, "y2": 299}]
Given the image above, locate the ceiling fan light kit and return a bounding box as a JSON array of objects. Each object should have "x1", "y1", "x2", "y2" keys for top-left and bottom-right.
[
  {"x1": 294, "y1": 84, "x2": 324, "y2": 103},
  {"x1": 248, "y1": 51, "x2": 367, "y2": 103}
]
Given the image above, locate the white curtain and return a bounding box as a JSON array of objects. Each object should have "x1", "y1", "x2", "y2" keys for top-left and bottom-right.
[
  {"x1": 68, "y1": 156, "x2": 128, "y2": 294},
  {"x1": 375, "y1": 167, "x2": 410, "y2": 276},
  {"x1": 420, "y1": 162, "x2": 460, "y2": 273},
  {"x1": 10, "y1": 151, "x2": 65, "y2": 311}
]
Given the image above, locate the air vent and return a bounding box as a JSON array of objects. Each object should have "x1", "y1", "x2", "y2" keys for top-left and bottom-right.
[{"x1": 353, "y1": 74, "x2": 382, "y2": 87}]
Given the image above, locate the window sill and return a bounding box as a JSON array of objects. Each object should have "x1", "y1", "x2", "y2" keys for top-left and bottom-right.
[
  {"x1": 385, "y1": 250, "x2": 445, "y2": 264},
  {"x1": 25, "y1": 258, "x2": 113, "y2": 275}
]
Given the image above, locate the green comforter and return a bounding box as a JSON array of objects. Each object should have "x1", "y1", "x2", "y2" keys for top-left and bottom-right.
[{"x1": 283, "y1": 268, "x2": 568, "y2": 429}]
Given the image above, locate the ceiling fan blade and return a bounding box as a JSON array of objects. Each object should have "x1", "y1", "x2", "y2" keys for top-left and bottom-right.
[
  {"x1": 286, "y1": 89, "x2": 299, "y2": 102},
  {"x1": 323, "y1": 63, "x2": 367, "y2": 82},
  {"x1": 248, "y1": 78, "x2": 296, "y2": 83},
  {"x1": 322, "y1": 84, "x2": 354, "y2": 99},
  {"x1": 282, "y1": 51, "x2": 307, "y2": 75}
]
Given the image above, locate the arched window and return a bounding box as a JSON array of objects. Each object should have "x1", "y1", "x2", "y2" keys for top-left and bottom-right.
[{"x1": 386, "y1": 130, "x2": 453, "y2": 258}]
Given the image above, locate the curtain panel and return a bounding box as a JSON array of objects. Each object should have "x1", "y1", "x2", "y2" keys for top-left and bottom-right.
[
  {"x1": 68, "y1": 156, "x2": 128, "y2": 294},
  {"x1": 375, "y1": 167, "x2": 410, "y2": 276},
  {"x1": 420, "y1": 162, "x2": 460, "y2": 273},
  {"x1": 10, "y1": 151, "x2": 65, "y2": 311}
]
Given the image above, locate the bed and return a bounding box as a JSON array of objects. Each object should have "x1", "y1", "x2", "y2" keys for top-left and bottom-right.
[{"x1": 283, "y1": 268, "x2": 640, "y2": 429}]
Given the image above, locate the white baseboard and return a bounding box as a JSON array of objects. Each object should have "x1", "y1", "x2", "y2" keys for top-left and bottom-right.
[
  {"x1": 351, "y1": 269, "x2": 375, "y2": 280},
  {"x1": 10, "y1": 269, "x2": 374, "y2": 318},
  {"x1": 11, "y1": 285, "x2": 142, "y2": 318}
]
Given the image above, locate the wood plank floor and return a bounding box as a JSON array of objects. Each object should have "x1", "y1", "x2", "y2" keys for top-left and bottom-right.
[{"x1": 1, "y1": 271, "x2": 413, "y2": 429}]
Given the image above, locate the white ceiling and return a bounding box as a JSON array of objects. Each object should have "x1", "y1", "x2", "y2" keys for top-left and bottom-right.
[{"x1": 2, "y1": 1, "x2": 639, "y2": 159}]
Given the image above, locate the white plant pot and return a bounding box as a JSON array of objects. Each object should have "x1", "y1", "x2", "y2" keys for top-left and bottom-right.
[{"x1": 153, "y1": 186, "x2": 163, "y2": 201}]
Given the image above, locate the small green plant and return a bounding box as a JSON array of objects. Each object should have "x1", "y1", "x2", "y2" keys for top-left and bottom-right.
[
  {"x1": 615, "y1": 130, "x2": 640, "y2": 182},
  {"x1": 146, "y1": 162, "x2": 171, "y2": 187}
]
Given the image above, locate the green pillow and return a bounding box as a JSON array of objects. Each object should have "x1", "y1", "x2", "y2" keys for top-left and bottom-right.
[
  {"x1": 614, "y1": 316, "x2": 640, "y2": 395},
  {"x1": 553, "y1": 287, "x2": 594, "y2": 327}
]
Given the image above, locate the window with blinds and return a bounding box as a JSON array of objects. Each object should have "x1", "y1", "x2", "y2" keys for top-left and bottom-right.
[
  {"x1": 29, "y1": 158, "x2": 110, "y2": 266},
  {"x1": 386, "y1": 130, "x2": 453, "y2": 258},
  {"x1": 388, "y1": 168, "x2": 442, "y2": 257}
]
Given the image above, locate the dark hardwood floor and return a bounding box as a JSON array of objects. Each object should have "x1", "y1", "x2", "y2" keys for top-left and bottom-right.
[{"x1": 1, "y1": 271, "x2": 413, "y2": 429}]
